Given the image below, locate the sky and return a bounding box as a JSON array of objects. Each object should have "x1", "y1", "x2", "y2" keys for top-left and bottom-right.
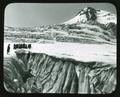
[{"x1": 5, "y1": 3, "x2": 116, "y2": 27}]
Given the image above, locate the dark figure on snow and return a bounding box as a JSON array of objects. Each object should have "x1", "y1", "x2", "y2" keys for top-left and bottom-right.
[
  {"x1": 7, "y1": 44, "x2": 10, "y2": 54},
  {"x1": 13, "y1": 44, "x2": 16, "y2": 49},
  {"x1": 28, "y1": 44, "x2": 31, "y2": 49}
]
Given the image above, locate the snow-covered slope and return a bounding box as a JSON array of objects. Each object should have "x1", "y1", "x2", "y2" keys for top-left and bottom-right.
[
  {"x1": 4, "y1": 7, "x2": 117, "y2": 44},
  {"x1": 97, "y1": 10, "x2": 116, "y2": 24},
  {"x1": 4, "y1": 42, "x2": 116, "y2": 65},
  {"x1": 63, "y1": 7, "x2": 116, "y2": 25},
  {"x1": 58, "y1": 7, "x2": 116, "y2": 44},
  {"x1": 4, "y1": 7, "x2": 117, "y2": 63}
]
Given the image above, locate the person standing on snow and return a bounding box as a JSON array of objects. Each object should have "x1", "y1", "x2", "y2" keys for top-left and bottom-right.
[{"x1": 7, "y1": 44, "x2": 10, "y2": 54}]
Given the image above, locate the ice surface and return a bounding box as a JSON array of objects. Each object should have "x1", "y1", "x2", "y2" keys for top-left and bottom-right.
[{"x1": 4, "y1": 42, "x2": 116, "y2": 66}]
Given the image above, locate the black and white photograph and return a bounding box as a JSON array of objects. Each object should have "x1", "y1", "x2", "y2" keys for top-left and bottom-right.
[{"x1": 3, "y1": 3, "x2": 117, "y2": 94}]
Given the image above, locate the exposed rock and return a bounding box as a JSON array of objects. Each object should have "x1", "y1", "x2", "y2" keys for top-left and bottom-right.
[{"x1": 4, "y1": 52, "x2": 116, "y2": 94}]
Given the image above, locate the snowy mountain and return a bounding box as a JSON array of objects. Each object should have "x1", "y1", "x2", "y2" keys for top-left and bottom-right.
[
  {"x1": 59, "y1": 7, "x2": 116, "y2": 44},
  {"x1": 63, "y1": 7, "x2": 116, "y2": 25},
  {"x1": 4, "y1": 7, "x2": 116, "y2": 44},
  {"x1": 4, "y1": 7, "x2": 117, "y2": 66},
  {"x1": 4, "y1": 7, "x2": 117, "y2": 94}
]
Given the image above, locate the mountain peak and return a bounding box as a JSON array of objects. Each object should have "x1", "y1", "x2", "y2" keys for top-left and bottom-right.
[
  {"x1": 63, "y1": 7, "x2": 116, "y2": 25},
  {"x1": 78, "y1": 7, "x2": 97, "y2": 21},
  {"x1": 77, "y1": 7, "x2": 96, "y2": 14},
  {"x1": 84, "y1": 7, "x2": 96, "y2": 11}
]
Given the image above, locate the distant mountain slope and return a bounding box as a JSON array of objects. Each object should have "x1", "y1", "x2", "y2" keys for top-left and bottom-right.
[
  {"x1": 63, "y1": 7, "x2": 116, "y2": 25},
  {"x1": 4, "y1": 7, "x2": 116, "y2": 44},
  {"x1": 60, "y1": 7, "x2": 116, "y2": 43}
]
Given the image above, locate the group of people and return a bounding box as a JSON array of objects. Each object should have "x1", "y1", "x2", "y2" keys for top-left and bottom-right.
[
  {"x1": 13, "y1": 43, "x2": 31, "y2": 49},
  {"x1": 7, "y1": 43, "x2": 32, "y2": 54}
]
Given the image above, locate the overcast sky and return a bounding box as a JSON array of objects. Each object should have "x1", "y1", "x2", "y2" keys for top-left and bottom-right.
[{"x1": 5, "y1": 3, "x2": 116, "y2": 27}]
